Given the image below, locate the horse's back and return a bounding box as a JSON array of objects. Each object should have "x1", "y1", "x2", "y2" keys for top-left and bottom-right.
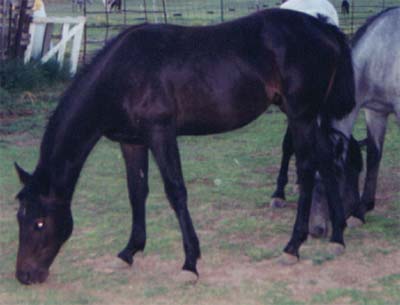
[
  {"x1": 352, "y1": 7, "x2": 400, "y2": 105},
  {"x1": 97, "y1": 19, "x2": 272, "y2": 135},
  {"x1": 81, "y1": 9, "x2": 352, "y2": 138}
]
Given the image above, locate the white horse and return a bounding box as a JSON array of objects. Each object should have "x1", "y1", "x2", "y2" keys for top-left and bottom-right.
[{"x1": 280, "y1": 0, "x2": 339, "y2": 26}]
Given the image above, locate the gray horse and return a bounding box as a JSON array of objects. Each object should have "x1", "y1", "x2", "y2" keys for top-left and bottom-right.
[
  {"x1": 272, "y1": 7, "x2": 400, "y2": 236},
  {"x1": 352, "y1": 7, "x2": 400, "y2": 216}
]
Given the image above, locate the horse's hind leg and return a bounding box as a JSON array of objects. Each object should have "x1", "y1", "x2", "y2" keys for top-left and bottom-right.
[
  {"x1": 118, "y1": 144, "x2": 149, "y2": 265},
  {"x1": 148, "y1": 127, "x2": 200, "y2": 276},
  {"x1": 282, "y1": 121, "x2": 316, "y2": 261},
  {"x1": 360, "y1": 109, "x2": 388, "y2": 214},
  {"x1": 271, "y1": 126, "x2": 294, "y2": 208}
]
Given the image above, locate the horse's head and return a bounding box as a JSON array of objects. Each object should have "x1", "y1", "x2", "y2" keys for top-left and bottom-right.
[
  {"x1": 14, "y1": 164, "x2": 73, "y2": 285},
  {"x1": 309, "y1": 136, "x2": 363, "y2": 237}
]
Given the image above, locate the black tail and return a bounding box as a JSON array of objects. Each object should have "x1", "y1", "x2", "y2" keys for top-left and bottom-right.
[{"x1": 322, "y1": 30, "x2": 356, "y2": 120}]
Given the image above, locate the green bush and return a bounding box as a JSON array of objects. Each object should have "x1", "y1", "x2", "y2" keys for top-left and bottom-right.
[
  {"x1": 0, "y1": 59, "x2": 71, "y2": 92},
  {"x1": 0, "y1": 59, "x2": 71, "y2": 115},
  {"x1": 0, "y1": 87, "x2": 11, "y2": 102},
  {"x1": 0, "y1": 87, "x2": 13, "y2": 109},
  {"x1": 41, "y1": 60, "x2": 71, "y2": 83}
]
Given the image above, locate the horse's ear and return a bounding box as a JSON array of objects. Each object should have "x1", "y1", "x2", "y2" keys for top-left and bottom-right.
[{"x1": 14, "y1": 162, "x2": 32, "y2": 185}]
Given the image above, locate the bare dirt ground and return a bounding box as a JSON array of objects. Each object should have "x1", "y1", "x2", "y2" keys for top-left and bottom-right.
[{"x1": 60, "y1": 237, "x2": 399, "y2": 305}]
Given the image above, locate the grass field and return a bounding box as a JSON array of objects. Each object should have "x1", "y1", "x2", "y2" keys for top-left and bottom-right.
[{"x1": 0, "y1": 85, "x2": 399, "y2": 304}]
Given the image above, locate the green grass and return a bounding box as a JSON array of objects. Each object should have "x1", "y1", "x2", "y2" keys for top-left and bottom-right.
[
  {"x1": 0, "y1": 84, "x2": 400, "y2": 304},
  {"x1": 312, "y1": 275, "x2": 400, "y2": 305}
]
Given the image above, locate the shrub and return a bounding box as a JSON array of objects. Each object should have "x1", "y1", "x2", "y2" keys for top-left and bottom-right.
[
  {"x1": 0, "y1": 87, "x2": 12, "y2": 108},
  {"x1": 0, "y1": 59, "x2": 71, "y2": 115},
  {"x1": 0, "y1": 59, "x2": 71, "y2": 92}
]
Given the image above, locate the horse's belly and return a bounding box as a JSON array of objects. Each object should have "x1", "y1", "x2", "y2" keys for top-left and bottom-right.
[{"x1": 177, "y1": 93, "x2": 271, "y2": 136}]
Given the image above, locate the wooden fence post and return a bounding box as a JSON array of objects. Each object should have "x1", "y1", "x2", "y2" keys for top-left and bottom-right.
[{"x1": 24, "y1": 16, "x2": 86, "y2": 74}]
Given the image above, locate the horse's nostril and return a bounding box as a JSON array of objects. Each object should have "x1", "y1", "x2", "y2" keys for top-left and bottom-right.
[
  {"x1": 16, "y1": 270, "x2": 32, "y2": 285},
  {"x1": 310, "y1": 225, "x2": 327, "y2": 238}
]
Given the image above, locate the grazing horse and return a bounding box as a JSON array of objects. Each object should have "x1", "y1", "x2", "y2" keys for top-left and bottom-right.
[
  {"x1": 280, "y1": 0, "x2": 340, "y2": 26},
  {"x1": 271, "y1": 7, "x2": 400, "y2": 236},
  {"x1": 273, "y1": 0, "x2": 339, "y2": 209},
  {"x1": 14, "y1": 9, "x2": 356, "y2": 285}
]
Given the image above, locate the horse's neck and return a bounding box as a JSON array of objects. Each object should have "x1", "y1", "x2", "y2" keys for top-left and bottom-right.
[{"x1": 36, "y1": 97, "x2": 102, "y2": 200}]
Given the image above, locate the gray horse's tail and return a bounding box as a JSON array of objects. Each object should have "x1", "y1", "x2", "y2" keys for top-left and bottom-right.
[{"x1": 322, "y1": 29, "x2": 356, "y2": 121}]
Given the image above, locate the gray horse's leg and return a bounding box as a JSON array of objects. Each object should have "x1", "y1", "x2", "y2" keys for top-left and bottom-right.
[{"x1": 360, "y1": 109, "x2": 389, "y2": 213}]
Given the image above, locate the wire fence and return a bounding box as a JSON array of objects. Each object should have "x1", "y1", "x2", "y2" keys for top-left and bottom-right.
[{"x1": 43, "y1": 0, "x2": 400, "y2": 62}]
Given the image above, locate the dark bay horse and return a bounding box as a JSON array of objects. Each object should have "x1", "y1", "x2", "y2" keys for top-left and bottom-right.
[
  {"x1": 15, "y1": 8, "x2": 356, "y2": 284},
  {"x1": 271, "y1": 7, "x2": 400, "y2": 236}
]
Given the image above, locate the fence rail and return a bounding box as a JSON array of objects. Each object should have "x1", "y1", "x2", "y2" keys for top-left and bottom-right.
[
  {"x1": 2, "y1": 0, "x2": 400, "y2": 66},
  {"x1": 24, "y1": 16, "x2": 85, "y2": 73},
  {"x1": 66, "y1": 0, "x2": 399, "y2": 62}
]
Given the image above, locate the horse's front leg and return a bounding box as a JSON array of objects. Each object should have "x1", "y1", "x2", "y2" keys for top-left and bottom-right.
[
  {"x1": 271, "y1": 126, "x2": 294, "y2": 208},
  {"x1": 316, "y1": 129, "x2": 348, "y2": 253},
  {"x1": 118, "y1": 144, "x2": 149, "y2": 265},
  {"x1": 148, "y1": 126, "x2": 201, "y2": 276}
]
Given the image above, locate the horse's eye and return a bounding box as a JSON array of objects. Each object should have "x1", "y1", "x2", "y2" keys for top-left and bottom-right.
[{"x1": 34, "y1": 219, "x2": 45, "y2": 231}]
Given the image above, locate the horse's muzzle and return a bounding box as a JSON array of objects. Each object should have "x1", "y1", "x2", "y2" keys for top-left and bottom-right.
[{"x1": 16, "y1": 268, "x2": 49, "y2": 285}]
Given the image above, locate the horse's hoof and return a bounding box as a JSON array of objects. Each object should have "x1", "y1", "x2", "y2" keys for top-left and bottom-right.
[
  {"x1": 270, "y1": 197, "x2": 287, "y2": 208},
  {"x1": 347, "y1": 216, "x2": 364, "y2": 228},
  {"x1": 277, "y1": 252, "x2": 298, "y2": 266},
  {"x1": 117, "y1": 249, "x2": 133, "y2": 266},
  {"x1": 327, "y1": 243, "x2": 345, "y2": 256},
  {"x1": 176, "y1": 270, "x2": 199, "y2": 284}
]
